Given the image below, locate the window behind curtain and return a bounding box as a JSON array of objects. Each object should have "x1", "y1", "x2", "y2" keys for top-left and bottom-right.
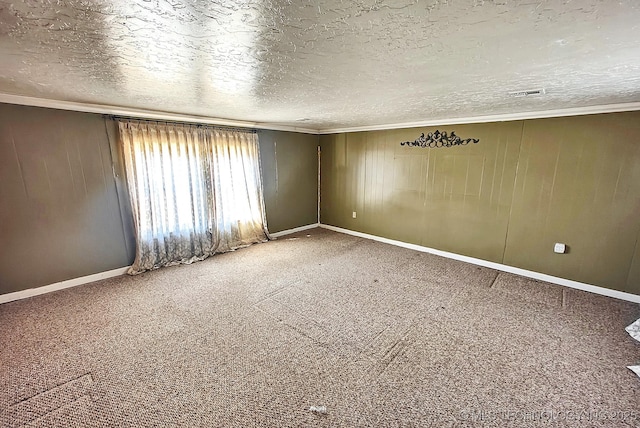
[{"x1": 119, "y1": 120, "x2": 269, "y2": 274}]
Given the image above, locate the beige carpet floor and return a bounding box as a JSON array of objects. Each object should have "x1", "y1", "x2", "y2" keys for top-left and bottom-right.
[{"x1": 1, "y1": 228, "x2": 639, "y2": 427}]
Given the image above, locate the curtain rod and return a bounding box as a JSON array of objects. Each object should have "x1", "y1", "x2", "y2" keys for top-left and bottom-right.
[{"x1": 106, "y1": 115, "x2": 258, "y2": 133}]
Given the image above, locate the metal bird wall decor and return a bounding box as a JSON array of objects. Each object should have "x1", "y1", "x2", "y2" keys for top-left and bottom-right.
[{"x1": 400, "y1": 131, "x2": 479, "y2": 148}]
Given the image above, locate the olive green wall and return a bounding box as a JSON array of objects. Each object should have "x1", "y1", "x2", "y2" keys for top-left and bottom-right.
[
  {"x1": 320, "y1": 112, "x2": 640, "y2": 294},
  {"x1": 504, "y1": 115, "x2": 640, "y2": 294},
  {"x1": 4, "y1": 102, "x2": 637, "y2": 295},
  {"x1": 0, "y1": 104, "x2": 319, "y2": 295}
]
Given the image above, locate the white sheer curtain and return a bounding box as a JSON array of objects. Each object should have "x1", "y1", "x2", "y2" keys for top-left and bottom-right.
[{"x1": 119, "y1": 120, "x2": 269, "y2": 274}]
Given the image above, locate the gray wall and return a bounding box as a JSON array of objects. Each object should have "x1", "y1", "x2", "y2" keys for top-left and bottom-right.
[
  {"x1": 258, "y1": 130, "x2": 319, "y2": 233},
  {"x1": 0, "y1": 104, "x2": 133, "y2": 294},
  {"x1": 0, "y1": 104, "x2": 319, "y2": 295}
]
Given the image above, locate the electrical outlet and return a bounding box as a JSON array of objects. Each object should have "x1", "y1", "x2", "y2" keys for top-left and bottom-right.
[
  {"x1": 554, "y1": 243, "x2": 566, "y2": 254},
  {"x1": 352, "y1": 211, "x2": 357, "y2": 219}
]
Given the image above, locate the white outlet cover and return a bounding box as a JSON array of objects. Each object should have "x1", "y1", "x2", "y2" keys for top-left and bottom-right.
[
  {"x1": 554, "y1": 243, "x2": 566, "y2": 254},
  {"x1": 352, "y1": 211, "x2": 357, "y2": 218}
]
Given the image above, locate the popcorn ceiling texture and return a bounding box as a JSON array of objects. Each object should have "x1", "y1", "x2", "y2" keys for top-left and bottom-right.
[
  {"x1": 0, "y1": 0, "x2": 639, "y2": 130},
  {"x1": 1, "y1": 228, "x2": 639, "y2": 427}
]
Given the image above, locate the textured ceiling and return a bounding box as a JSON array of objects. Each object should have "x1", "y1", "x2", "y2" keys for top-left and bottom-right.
[{"x1": 1, "y1": 0, "x2": 640, "y2": 131}]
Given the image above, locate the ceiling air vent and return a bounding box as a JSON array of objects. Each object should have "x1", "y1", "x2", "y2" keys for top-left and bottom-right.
[{"x1": 508, "y1": 88, "x2": 545, "y2": 97}]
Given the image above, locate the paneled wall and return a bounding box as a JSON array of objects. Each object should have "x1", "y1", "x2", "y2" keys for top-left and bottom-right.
[
  {"x1": 0, "y1": 104, "x2": 319, "y2": 295},
  {"x1": 320, "y1": 112, "x2": 640, "y2": 294}
]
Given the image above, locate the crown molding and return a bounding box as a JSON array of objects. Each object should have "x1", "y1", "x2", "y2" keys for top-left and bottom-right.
[
  {"x1": 318, "y1": 101, "x2": 640, "y2": 134},
  {"x1": 0, "y1": 93, "x2": 320, "y2": 135},
  {"x1": 3, "y1": 92, "x2": 640, "y2": 136}
]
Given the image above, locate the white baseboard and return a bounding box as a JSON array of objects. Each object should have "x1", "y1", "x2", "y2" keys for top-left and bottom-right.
[
  {"x1": 4, "y1": 225, "x2": 637, "y2": 305},
  {"x1": 320, "y1": 224, "x2": 640, "y2": 304},
  {"x1": 0, "y1": 266, "x2": 131, "y2": 305},
  {"x1": 0, "y1": 225, "x2": 320, "y2": 304},
  {"x1": 270, "y1": 223, "x2": 319, "y2": 238}
]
